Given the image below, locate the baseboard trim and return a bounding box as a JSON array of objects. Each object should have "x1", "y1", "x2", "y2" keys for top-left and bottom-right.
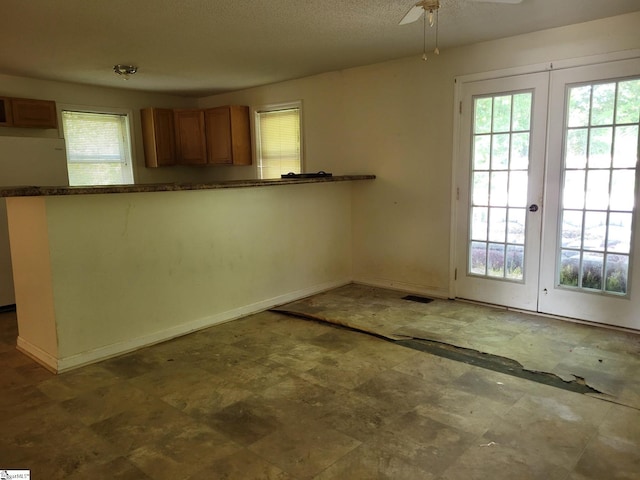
[
  {"x1": 0, "y1": 304, "x2": 17, "y2": 313},
  {"x1": 55, "y1": 278, "x2": 352, "y2": 373},
  {"x1": 353, "y1": 278, "x2": 449, "y2": 300},
  {"x1": 16, "y1": 336, "x2": 58, "y2": 373}
]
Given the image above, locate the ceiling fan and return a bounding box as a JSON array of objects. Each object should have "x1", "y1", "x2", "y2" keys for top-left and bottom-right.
[
  {"x1": 400, "y1": 0, "x2": 523, "y2": 26},
  {"x1": 399, "y1": 0, "x2": 524, "y2": 60}
]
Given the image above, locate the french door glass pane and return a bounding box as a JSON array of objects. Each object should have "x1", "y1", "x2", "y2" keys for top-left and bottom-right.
[
  {"x1": 468, "y1": 91, "x2": 533, "y2": 281},
  {"x1": 558, "y1": 78, "x2": 639, "y2": 295}
]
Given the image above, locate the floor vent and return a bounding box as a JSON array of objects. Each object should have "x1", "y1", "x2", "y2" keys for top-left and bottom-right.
[{"x1": 402, "y1": 295, "x2": 434, "y2": 304}]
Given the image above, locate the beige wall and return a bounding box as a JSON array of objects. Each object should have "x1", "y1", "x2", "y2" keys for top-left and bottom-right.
[
  {"x1": 198, "y1": 12, "x2": 640, "y2": 298},
  {"x1": 7, "y1": 182, "x2": 354, "y2": 370},
  {"x1": 0, "y1": 75, "x2": 239, "y2": 304},
  {"x1": 2, "y1": 12, "x2": 639, "y2": 313},
  {"x1": 6, "y1": 197, "x2": 58, "y2": 368},
  {"x1": 0, "y1": 137, "x2": 69, "y2": 305},
  {"x1": 0, "y1": 73, "x2": 255, "y2": 185}
]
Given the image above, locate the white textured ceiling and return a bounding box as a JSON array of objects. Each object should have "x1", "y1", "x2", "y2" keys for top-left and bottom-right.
[{"x1": 1, "y1": 0, "x2": 639, "y2": 97}]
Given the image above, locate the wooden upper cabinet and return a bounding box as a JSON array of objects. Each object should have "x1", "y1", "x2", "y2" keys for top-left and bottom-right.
[
  {"x1": 10, "y1": 98, "x2": 57, "y2": 128},
  {"x1": 141, "y1": 108, "x2": 176, "y2": 167},
  {"x1": 140, "y1": 105, "x2": 251, "y2": 168},
  {"x1": 0, "y1": 96, "x2": 56, "y2": 128},
  {"x1": 174, "y1": 109, "x2": 207, "y2": 165},
  {"x1": 205, "y1": 105, "x2": 251, "y2": 166},
  {"x1": 205, "y1": 107, "x2": 232, "y2": 164},
  {"x1": 0, "y1": 97, "x2": 13, "y2": 126}
]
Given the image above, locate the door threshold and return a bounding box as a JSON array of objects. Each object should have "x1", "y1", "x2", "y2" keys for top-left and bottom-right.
[{"x1": 455, "y1": 297, "x2": 639, "y2": 335}]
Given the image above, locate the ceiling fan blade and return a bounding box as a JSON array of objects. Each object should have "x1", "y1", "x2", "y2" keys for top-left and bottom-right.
[
  {"x1": 399, "y1": 5, "x2": 425, "y2": 25},
  {"x1": 468, "y1": 0, "x2": 523, "y2": 3}
]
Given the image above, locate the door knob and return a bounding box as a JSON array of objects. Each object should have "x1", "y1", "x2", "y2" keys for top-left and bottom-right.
[{"x1": 529, "y1": 204, "x2": 539, "y2": 212}]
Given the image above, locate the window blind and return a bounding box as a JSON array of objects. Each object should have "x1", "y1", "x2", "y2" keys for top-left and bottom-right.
[
  {"x1": 61, "y1": 110, "x2": 134, "y2": 186},
  {"x1": 62, "y1": 111, "x2": 128, "y2": 163},
  {"x1": 257, "y1": 107, "x2": 301, "y2": 179}
]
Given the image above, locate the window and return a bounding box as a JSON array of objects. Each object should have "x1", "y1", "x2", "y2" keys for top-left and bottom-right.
[
  {"x1": 558, "y1": 78, "x2": 639, "y2": 294},
  {"x1": 254, "y1": 102, "x2": 302, "y2": 179},
  {"x1": 469, "y1": 91, "x2": 533, "y2": 281},
  {"x1": 61, "y1": 109, "x2": 134, "y2": 186}
]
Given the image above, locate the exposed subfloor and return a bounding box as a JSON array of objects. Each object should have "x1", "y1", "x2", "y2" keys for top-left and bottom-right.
[
  {"x1": 1, "y1": 285, "x2": 639, "y2": 479},
  {"x1": 275, "y1": 284, "x2": 640, "y2": 409}
]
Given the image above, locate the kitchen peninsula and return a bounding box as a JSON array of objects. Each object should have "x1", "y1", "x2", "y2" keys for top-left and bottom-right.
[{"x1": 2, "y1": 175, "x2": 374, "y2": 372}]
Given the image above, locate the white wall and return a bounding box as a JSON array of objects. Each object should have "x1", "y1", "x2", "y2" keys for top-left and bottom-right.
[
  {"x1": 0, "y1": 75, "x2": 248, "y2": 305},
  {"x1": 0, "y1": 73, "x2": 260, "y2": 185},
  {"x1": 2, "y1": 12, "x2": 639, "y2": 310},
  {"x1": 5, "y1": 197, "x2": 58, "y2": 366},
  {"x1": 198, "y1": 12, "x2": 640, "y2": 298},
  {"x1": 0, "y1": 138, "x2": 68, "y2": 305},
  {"x1": 7, "y1": 182, "x2": 355, "y2": 371}
]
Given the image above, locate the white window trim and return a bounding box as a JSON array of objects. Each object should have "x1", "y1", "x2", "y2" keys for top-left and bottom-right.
[
  {"x1": 59, "y1": 104, "x2": 137, "y2": 185},
  {"x1": 251, "y1": 100, "x2": 304, "y2": 179}
]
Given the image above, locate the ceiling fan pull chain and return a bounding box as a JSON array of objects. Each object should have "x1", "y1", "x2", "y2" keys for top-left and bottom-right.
[
  {"x1": 422, "y1": 11, "x2": 428, "y2": 61},
  {"x1": 434, "y1": 9, "x2": 440, "y2": 55}
]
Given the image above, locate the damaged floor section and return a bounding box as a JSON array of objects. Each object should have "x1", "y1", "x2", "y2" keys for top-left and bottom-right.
[
  {"x1": 3, "y1": 291, "x2": 640, "y2": 478},
  {"x1": 274, "y1": 284, "x2": 640, "y2": 409}
]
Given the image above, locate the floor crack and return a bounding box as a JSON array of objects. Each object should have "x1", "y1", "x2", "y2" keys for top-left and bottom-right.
[
  {"x1": 398, "y1": 336, "x2": 607, "y2": 396},
  {"x1": 273, "y1": 308, "x2": 609, "y2": 397}
]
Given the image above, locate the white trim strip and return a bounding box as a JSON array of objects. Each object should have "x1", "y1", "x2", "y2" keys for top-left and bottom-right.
[
  {"x1": 454, "y1": 49, "x2": 640, "y2": 85},
  {"x1": 53, "y1": 278, "x2": 351, "y2": 373},
  {"x1": 17, "y1": 337, "x2": 58, "y2": 373}
]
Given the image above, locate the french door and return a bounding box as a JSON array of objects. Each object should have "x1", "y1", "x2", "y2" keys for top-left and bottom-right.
[
  {"x1": 455, "y1": 57, "x2": 640, "y2": 330},
  {"x1": 455, "y1": 72, "x2": 548, "y2": 311}
]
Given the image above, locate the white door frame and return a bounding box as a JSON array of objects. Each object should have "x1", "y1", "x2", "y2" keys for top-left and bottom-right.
[
  {"x1": 450, "y1": 50, "x2": 640, "y2": 314},
  {"x1": 453, "y1": 72, "x2": 549, "y2": 310},
  {"x1": 538, "y1": 57, "x2": 640, "y2": 329}
]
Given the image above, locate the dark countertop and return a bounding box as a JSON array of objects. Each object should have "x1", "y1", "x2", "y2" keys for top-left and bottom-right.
[{"x1": 0, "y1": 175, "x2": 376, "y2": 197}]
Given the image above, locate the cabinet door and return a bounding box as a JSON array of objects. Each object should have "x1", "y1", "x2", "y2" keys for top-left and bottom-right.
[
  {"x1": 0, "y1": 97, "x2": 12, "y2": 126},
  {"x1": 205, "y1": 107, "x2": 232, "y2": 164},
  {"x1": 11, "y1": 98, "x2": 57, "y2": 128},
  {"x1": 174, "y1": 109, "x2": 207, "y2": 165},
  {"x1": 205, "y1": 105, "x2": 252, "y2": 166},
  {"x1": 228, "y1": 105, "x2": 251, "y2": 166},
  {"x1": 141, "y1": 108, "x2": 176, "y2": 167}
]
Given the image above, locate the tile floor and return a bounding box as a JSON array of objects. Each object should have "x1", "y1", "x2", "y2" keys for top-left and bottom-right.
[
  {"x1": 1, "y1": 286, "x2": 639, "y2": 479},
  {"x1": 276, "y1": 284, "x2": 640, "y2": 409}
]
